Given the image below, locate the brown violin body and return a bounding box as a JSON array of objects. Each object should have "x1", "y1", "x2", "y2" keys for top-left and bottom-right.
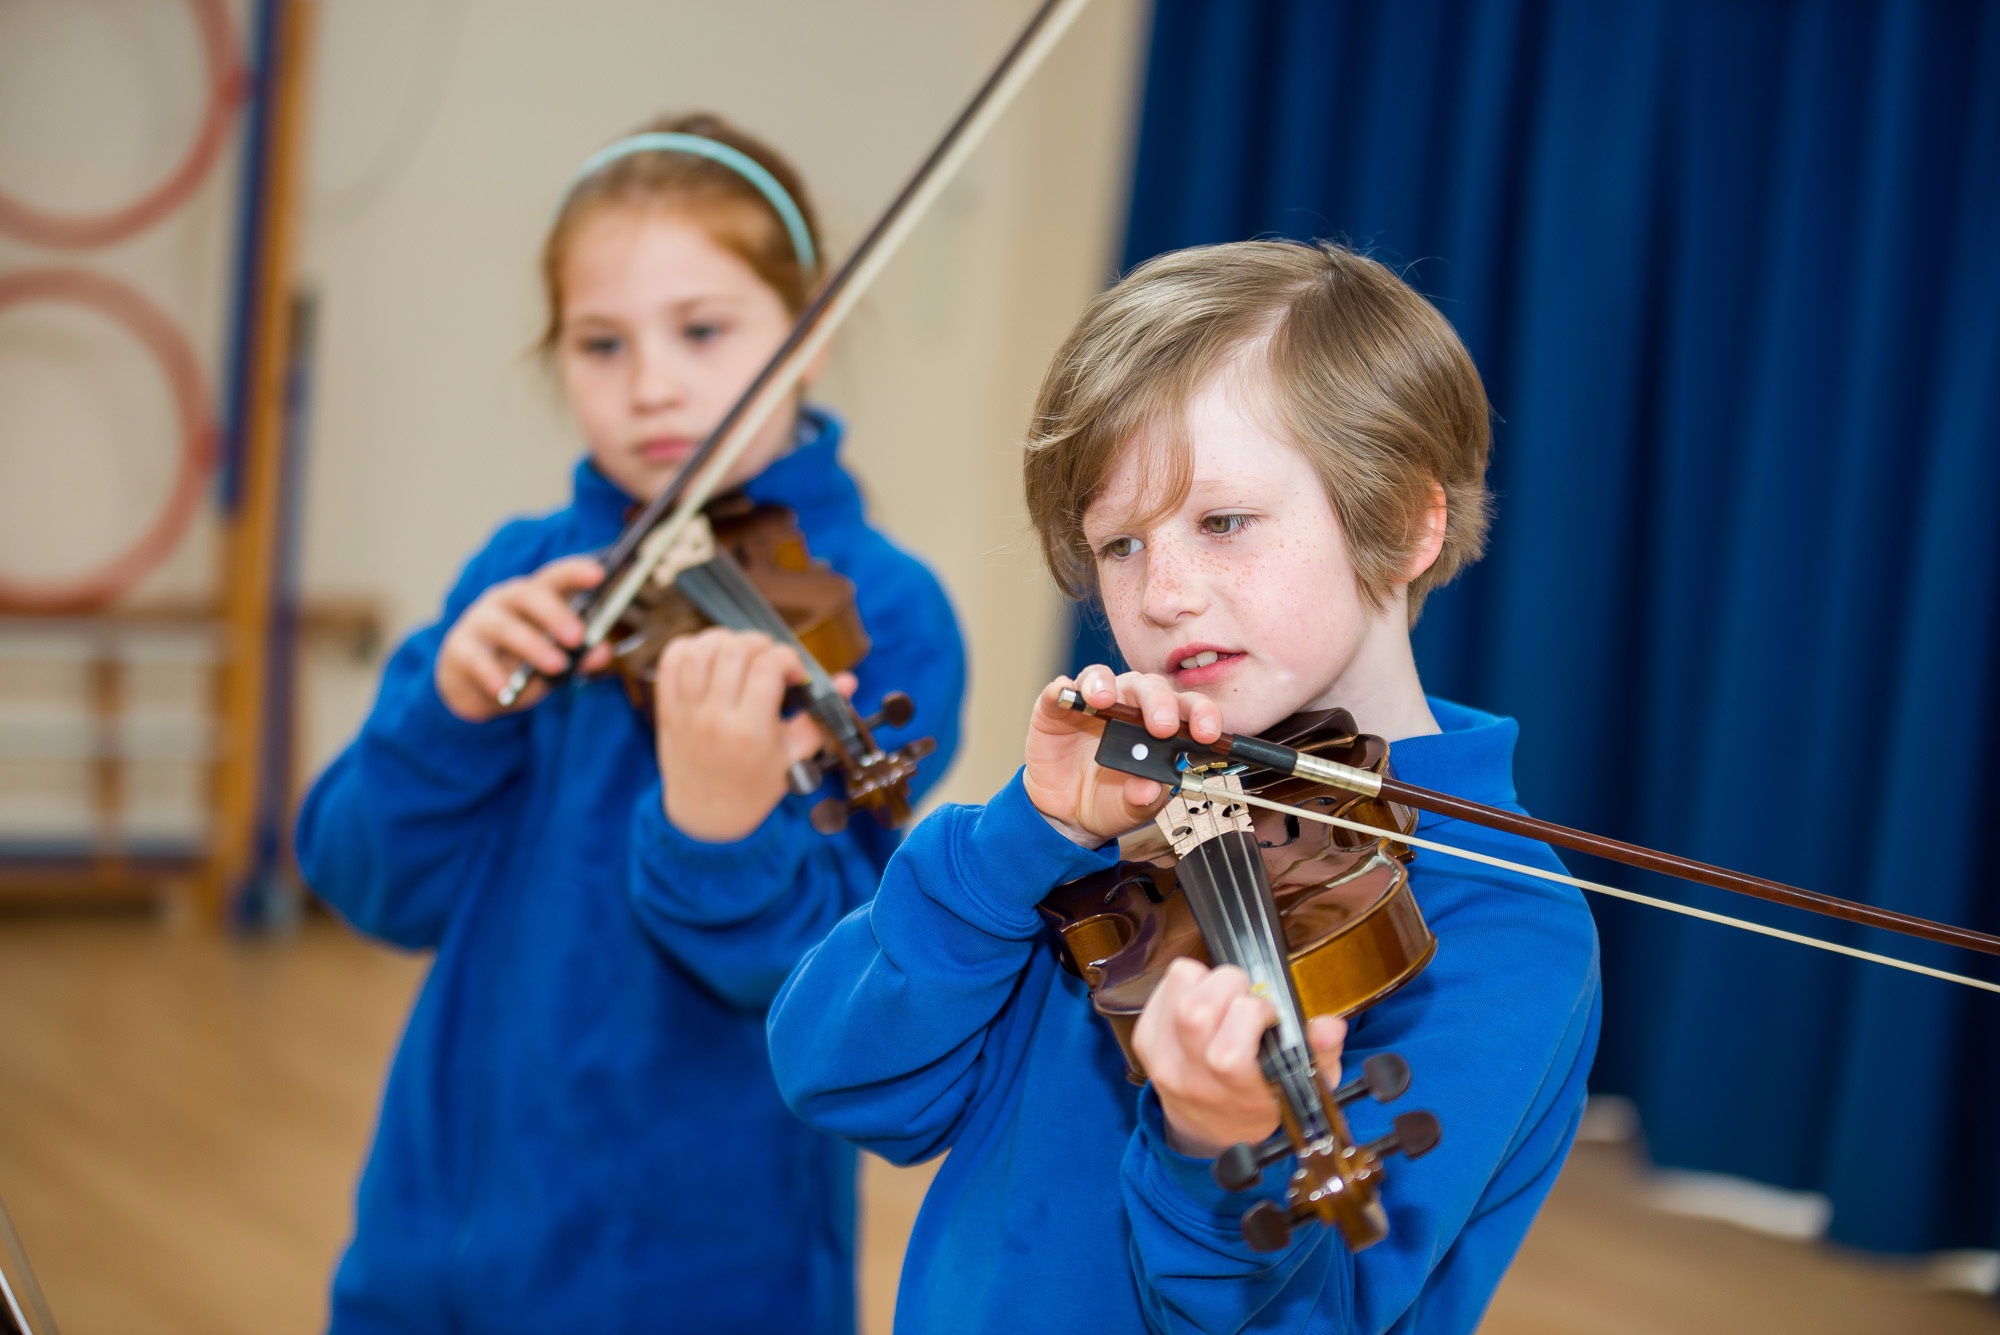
[
  {"x1": 605, "y1": 492, "x2": 870, "y2": 700},
  {"x1": 1040, "y1": 708, "x2": 1432, "y2": 1080}
]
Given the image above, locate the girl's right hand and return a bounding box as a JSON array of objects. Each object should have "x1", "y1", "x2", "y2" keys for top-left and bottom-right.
[
  {"x1": 1022, "y1": 664, "x2": 1224, "y2": 848},
  {"x1": 434, "y1": 555, "x2": 612, "y2": 722}
]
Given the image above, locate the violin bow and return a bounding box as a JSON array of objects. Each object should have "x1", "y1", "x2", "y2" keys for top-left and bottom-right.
[
  {"x1": 1058, "y1": 691, "x2": 2000, "y2": 995},
  {"x1": 0, "y1": 1191, "x2": 59, "y2": 1335},
  {"x1": 497, "y1": 0, "x2": 1095, "y2": 707}
]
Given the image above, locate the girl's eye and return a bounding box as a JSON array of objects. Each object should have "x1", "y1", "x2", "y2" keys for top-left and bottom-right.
[
  {"x1": 1097, "y1": 535, "x2": 1143, "y2": 561},
  {"x1": 577, "y1": 335, "x2": 622, "y2": 358},
  {"x1": 683, "y1": 322, "x2": 723, "y2": 345},
  {"x1": 1199, "y1": 513, "x2": 1252, "y2": 538}
]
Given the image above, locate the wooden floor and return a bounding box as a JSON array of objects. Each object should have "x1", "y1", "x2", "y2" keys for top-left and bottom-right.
[{"x1": 0, "y1": 917, "x2": 1994, "y2": 1334}]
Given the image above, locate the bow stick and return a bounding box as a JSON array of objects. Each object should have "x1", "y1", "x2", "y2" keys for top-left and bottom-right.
[
  {"x1": 1, "y1": 1191, "x2": 59, "y2": 1335},
  {"x1": 1058, "y1": 690, "x2": 2000, "y2": 994},
  {"x1": 497, "y1": 0, "x2": 1095, "y2": 707}
]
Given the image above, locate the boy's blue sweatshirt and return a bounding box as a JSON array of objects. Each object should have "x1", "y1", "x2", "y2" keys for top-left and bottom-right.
[
  {"x1": 769, "y1": 699, "x2": 1600, "y2": 1335},
  {"x1": 297, "y1": 410, "x2": 964, "y2": 1335}
]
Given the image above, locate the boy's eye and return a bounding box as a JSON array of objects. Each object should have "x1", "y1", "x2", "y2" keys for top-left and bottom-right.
[
  {"x1": 1097, "y1": 535, "x2": 1143, "y2": 561},
  {"x1": 1199, "y1": 513, "x2": 1252, "y2": 537}
]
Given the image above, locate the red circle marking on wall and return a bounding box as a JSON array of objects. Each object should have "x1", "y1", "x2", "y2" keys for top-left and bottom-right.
[
  {"x1": 0, "y1": 267, "x2": 217, "y2": 613},
  {"x1": 0, "y1": 0, "x2": 244, "y2": 251}
]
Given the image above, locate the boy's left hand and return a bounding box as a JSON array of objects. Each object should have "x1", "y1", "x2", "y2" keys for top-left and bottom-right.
[
  {"x1": 1133, "y1": 957, "x2": 1348, "y2": 1161},
  {"x1": 653, "y1": 627, "x2": 853, "y2": 843}
]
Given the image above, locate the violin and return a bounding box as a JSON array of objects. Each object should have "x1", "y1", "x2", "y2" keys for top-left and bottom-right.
[
  {"x1": 491, "y1": 0, "x2": 1096, "y2": 829},
  {"x1": 1042, "y1": 707, "x2": 1445, "y2": 1252},
  {"x1": 1045, "y1": 685, "x2": 2000, "y2": 1249},
  {"x1": 601, "y1": 490, "x2": 931, "y2": 832}
]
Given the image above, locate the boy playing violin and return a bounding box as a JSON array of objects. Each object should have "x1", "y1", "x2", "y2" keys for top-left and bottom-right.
[{"x1": 768, "y1": 241, "x2": 1601, "y2": 1333}]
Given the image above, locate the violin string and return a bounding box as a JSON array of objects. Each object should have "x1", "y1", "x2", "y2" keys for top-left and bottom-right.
[
  {"x1": 1203, "y1": 783, "x2": 2000, "y2": 997},
  {"x1": 1193, "y1": 788, "x2": 1331, "y2": 1138},
  {"x1": 678, "y1": 556, "x2": 871, "y2": 754},
  {"x1": 1198, "y1": 833, "x2": 1323, "y2": 1138}
]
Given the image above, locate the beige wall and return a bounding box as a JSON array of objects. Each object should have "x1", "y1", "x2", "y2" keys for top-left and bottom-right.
[{"x1": 0, "y1": 0, "x2": 1148, "y2": 837}]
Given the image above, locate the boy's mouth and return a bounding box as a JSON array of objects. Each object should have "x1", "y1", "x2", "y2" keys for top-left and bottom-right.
[{"x1": 1167, "y1": 645, "x2": 1244, "y2": 686}]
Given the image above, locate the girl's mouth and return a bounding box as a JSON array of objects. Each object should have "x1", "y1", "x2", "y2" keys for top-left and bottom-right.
[{"x1": 639, "y1": 437, "x2": 698, "y2": 463}]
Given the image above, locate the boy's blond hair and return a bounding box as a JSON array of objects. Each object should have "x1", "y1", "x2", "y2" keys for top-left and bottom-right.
[{"x1": 1023, "y1": 241, "x2": 1493, "y2": 621}]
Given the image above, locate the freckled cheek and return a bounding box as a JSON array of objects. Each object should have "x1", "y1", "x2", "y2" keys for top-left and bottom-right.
[
  {"x1": 1098, "y1": 573, "x2": 1144, "y2": 639},
  {"x1": 1238, "y1": 540, "x2": 1351, "y2": 674}
]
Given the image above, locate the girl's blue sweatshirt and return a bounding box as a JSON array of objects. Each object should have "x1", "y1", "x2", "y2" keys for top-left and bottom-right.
[
  {"x1": 768, "y1": 699, "x2": 1601, "y2": 1335},
  {"x1": 297, "y1": 410, "x2": 964, "y2": 1335}
]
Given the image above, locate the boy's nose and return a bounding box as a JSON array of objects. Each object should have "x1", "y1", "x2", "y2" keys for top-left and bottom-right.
[{"x1": 1140, "y1": 541, "x2": 1205, "y2": 626}]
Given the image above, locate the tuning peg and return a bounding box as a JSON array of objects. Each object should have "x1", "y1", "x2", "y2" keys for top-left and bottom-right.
[
  {"x1": 1332, "y1": 1052, "x2": 1411, "y2": 1107},
  {"x1": 1360, "y1": 1110, "x2": 1442, "y2": 1162},
  {"x1": 810, "y1": 796, "x2": 851, "y2": 834},
  {"x1": 864, "y1": 691, "x2": 916, "y2": 732},
  {"x1": 1212, "y1": 1130, "x2": 1291, "y2": 1192},
  {"x1": 1240, "y1": 1200, "x2": 1295, "y2": 1253}
]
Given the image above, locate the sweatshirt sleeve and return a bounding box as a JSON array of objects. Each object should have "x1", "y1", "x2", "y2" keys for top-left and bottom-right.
[
  {"x1": 294, "y1": 530, "x2": 545, "y2": 950},
  {"x1": 1119, "y1": 852, "x2": 1602, "y2": 1334},
  {"x1": 1121, "y1": 1088, "x2": 1356, "y2": 1333},
  {"x1": 624, "y1": 547, "x2": 968, "y2": 1011},
  {"x1": 625, "y1": 784, "x2": 884, "y2": 1010},
  {"x1": 767, "y1": 771, "x2": 1118, "y2": 1165}
]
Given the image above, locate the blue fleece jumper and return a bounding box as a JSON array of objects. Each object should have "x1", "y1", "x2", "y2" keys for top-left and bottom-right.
[
  {"x1": 297, "y1": 410, "x2": 964, "y2": 1335},
  {"x1": 769, "y1": 699, "x2": 1600, "y2": 1334}
]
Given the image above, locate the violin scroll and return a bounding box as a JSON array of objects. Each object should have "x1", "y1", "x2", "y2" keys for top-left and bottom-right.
[
  {"x1": 1212, "y1": 1053, "x2": 1414, "y2": 1192},
  {"x1": 1240, "y1": 1109, "x2": 1443, "y2": 1253}
]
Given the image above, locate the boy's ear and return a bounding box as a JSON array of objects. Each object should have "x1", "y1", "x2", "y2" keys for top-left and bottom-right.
[{"x1": 1404, "y1": 482, "x2": 1448, "y2": 582}]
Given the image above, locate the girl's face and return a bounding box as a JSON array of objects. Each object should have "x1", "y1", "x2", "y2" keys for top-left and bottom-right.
[
  {"x1": 556, "y1": 206, "x2": 805, "y2": 502},
  {"x1": 1082, "y1": 365, "x2": 1413, "y2": 737}
]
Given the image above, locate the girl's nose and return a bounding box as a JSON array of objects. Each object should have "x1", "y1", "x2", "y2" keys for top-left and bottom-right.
[{"x1": 632, "y1": 340, "x2": 685, "y2": 410}]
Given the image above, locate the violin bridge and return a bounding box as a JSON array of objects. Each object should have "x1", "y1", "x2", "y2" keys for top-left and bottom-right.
[
  {"x1": 647, "y1": 513, "x2": 719, "y2": 588},
  {"x1": 1155, "y1": 772, "x2": 1256, "y2": 858}
]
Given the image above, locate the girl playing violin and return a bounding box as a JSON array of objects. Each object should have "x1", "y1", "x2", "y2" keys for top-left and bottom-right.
[
  {"x1": 297, "y1": 113, "x2": 964, "y2": 1333},
  {"x1": 770, "y1": 240, "x2": 1600, "y2": 1333}
]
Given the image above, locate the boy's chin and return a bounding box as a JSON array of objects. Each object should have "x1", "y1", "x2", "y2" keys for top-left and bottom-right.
[{"x1": 1207, "y1": 682, "x2": 1298, "y2": 740}]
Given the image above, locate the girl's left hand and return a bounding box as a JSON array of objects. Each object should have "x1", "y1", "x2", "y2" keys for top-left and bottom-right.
[
  {"x1": 653, "y1": 627, "x2": 853, "y2": 842},
  {"x1": 1133, "y1": 957, "x2": 1348, "y2": 1161}
]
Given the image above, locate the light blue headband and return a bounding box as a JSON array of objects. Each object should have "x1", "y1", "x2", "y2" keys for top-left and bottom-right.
[{"x1": 560, "y1": 132, "x2": 817, "y2": 271}]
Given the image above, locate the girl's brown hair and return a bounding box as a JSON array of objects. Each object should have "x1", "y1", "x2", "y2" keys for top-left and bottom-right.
[
  {"x1": 539, "y1": 111, "x2": 824, "y2": 351},
  {"x1": 1022, "y1": 240, "x2": 1494, "y2": 621}
]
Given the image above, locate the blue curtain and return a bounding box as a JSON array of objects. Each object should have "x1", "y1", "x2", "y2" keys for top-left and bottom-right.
[{"x1": 1083, "y1": 0, "x2": 2000, "y2": 1256}]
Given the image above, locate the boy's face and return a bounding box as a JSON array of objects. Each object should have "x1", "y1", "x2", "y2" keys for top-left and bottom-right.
[
  {"x1": 556, "y1": 207, "x2": 804, "y2": 502},
  {"x1": 1082, "y1": 364, "x2": 1407, "y2": 738}
]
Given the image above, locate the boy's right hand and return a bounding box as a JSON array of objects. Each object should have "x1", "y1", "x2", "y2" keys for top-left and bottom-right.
[
  {"x1": 1023, "y1": 664, "x2": 1224, "y2": 848},
  {"x1": 434, "y1": 555, "x2": 612, "y2": 722}
]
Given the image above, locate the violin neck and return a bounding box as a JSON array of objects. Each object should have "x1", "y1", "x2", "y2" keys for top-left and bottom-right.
[{"x1": 671, "y1": 552, "x2": 875, "y2": 758}]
